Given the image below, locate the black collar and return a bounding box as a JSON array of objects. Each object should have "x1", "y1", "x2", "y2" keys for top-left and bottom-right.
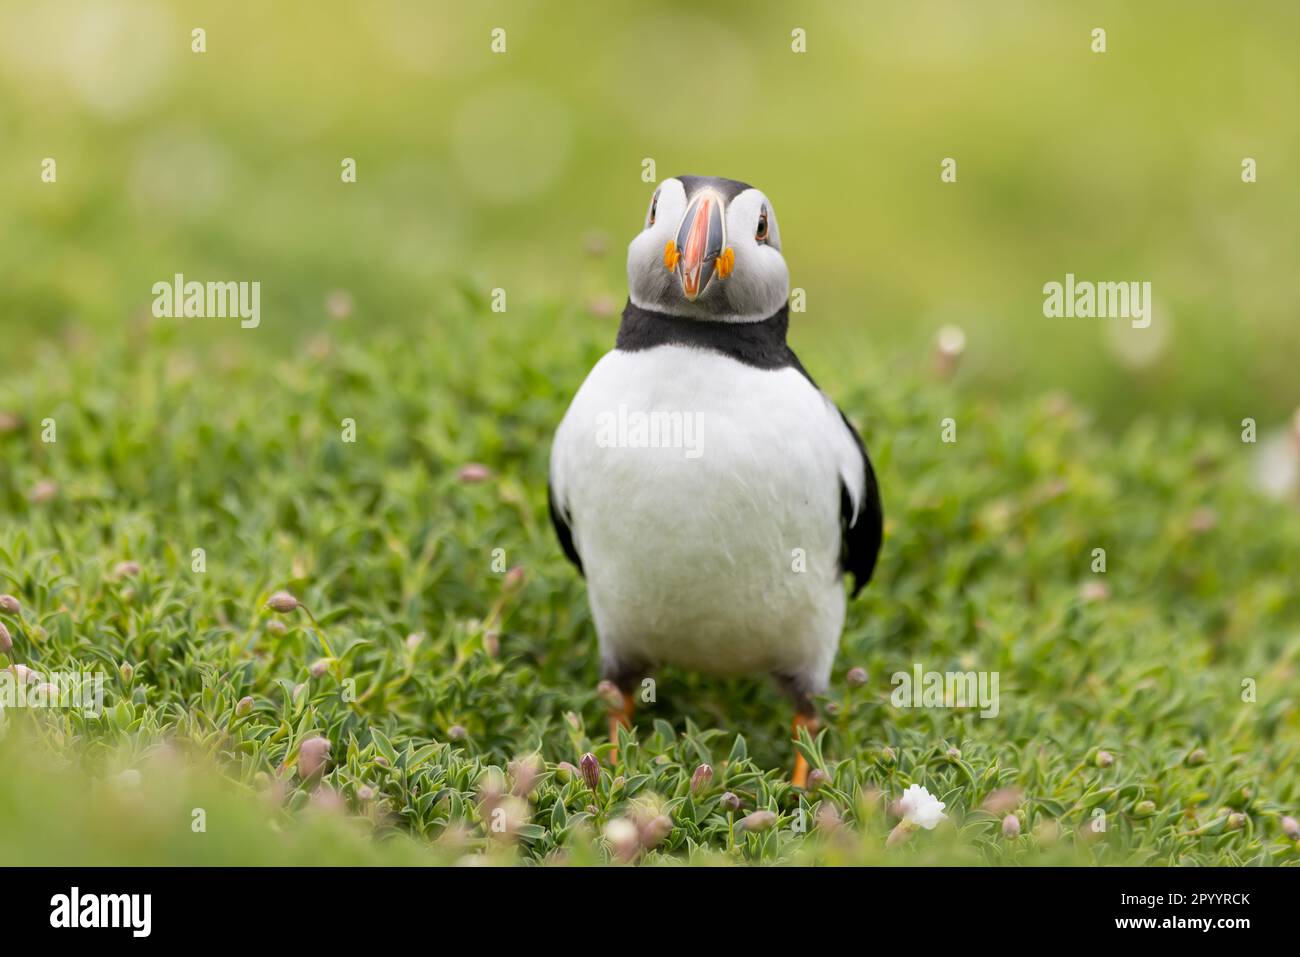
[{"x1": 615, "y1": 300, "x2": 806, "y2": 374}]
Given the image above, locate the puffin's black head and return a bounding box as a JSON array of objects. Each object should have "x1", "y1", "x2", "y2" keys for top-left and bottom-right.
[{"x1": 627, "y1": 175, "x2": 788, "y2": 323}]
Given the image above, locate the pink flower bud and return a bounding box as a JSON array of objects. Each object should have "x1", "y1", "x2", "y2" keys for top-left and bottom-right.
[
  {"x1": 690, "y1": 763, "x2": 713, "y2": 795},
  {"x1": 447, "y1": 724, "x2": 467, "y2": 741},
  {"x1": 236, "y1": 695, "x2": 254, "y2": 716},
  {"x1": 503, "y1": 565, "x2": 526, "y2": 590},
  {"x1": 1002, "y1": 814, "x2": 1021, "y2": 838},
  {"x1": 845, "y1": 666, "x2": 869, "y2": 687},
  {"x1": 639, "y1": 814, "x2": 673, "y2": 849},
  {"x1": 509, "y1": 755, "x2": 543, "y2": 797},
  {"x1": 0, "y1": 622, "x2": 11, "y2": 653},
  {"x1": 309, "y1": 658, "x2": 330, "y2": 678},
  {"x1": 719, "y1": 791, "x2": 742, "y2": 813},
  {"x1": 266, "y1": 591, "x2": 300, "y2": 613},
  {"x1": 1095, "y1": 750, "x2": 1114, "y2": 768},
  {"x1": 814, "y1": 802, "x2": 842, "y2": 833},
  {"x1": 297, "y1": 736, "x2": 331, "y2": 780},
  {"x1": 739, "y1": 810, "x2": 777, "y2": 832},
  {"x1": 114, "y1": 561, "x2": 141, "y2": 578},
  {"x1": 29, "y1": 480, "x2": 58, "y2": 504},
  {"x1": 1281, "y1": 816, "x2": 1299, "y2": 839},
  {"x1": 0, "y1": 594, "x2": 19, "y2": 615},
  {"x1": 579, "y1": 752, "x2": 600, "y2": 792},
  {"x1": 1081, "y1": 581, "x2": 1110, "y2": 602},
  {"x1": 596, "y1": 679, "x2": 624, "y2": 712},
  {"x1": 807, "y1": 768, "x2": 831, "y2": 791},
  {"x1": 457, "y1": 463, "x2": 492, "y2": 483}
]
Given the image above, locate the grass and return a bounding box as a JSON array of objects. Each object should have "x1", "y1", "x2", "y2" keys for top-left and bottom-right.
[{"x1": 2, "y1": 299, "x2": 1298, "y2": 866}]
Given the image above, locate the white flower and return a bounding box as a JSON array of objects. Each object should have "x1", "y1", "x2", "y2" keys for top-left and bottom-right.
[
  {"x1": 603, "y1": 816, "x2": 640, "y2": 862},
  {"x1": 897, "y1": 784, "x2": 947, "y2": 830},
  {"x1": 604, "y1": 816, "x2": 638, "y2": 846}
]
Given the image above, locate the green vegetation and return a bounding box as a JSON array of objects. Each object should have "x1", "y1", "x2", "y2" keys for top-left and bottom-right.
[
  {"x1": 1, "y1": 0, "x2": 1297, "y2": 865},
  {"x1": 2, "y1": 311, "x2": 1297, "y2": 864}
]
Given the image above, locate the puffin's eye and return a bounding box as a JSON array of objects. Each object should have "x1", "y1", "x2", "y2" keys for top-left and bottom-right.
[
  {"x1": 755, "y1": 207, "x2": 769, "y2": 242},
  {"x1": 648, "y1": 192, "x2": 659, "y2": 227}
]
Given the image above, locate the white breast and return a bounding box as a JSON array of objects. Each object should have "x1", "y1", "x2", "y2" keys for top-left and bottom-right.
[{"x1": 550, "y1": 345, "x2": 862, "y2": 693}]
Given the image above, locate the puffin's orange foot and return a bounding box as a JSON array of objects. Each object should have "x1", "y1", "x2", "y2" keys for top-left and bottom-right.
[
  {"x1": 791, "y1": 713, "x2": 820, "y2": 789},
  {"x1": 792, "y1": 753, "x2": 810, "y2": 790},
  {"x1": 598, "y1": 680, "x2": 635, "y2": 764}
]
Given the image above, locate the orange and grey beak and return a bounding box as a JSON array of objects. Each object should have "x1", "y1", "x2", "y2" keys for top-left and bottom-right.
[{"x1": 663, "y1": 190, "x2": 734, "y2": 300}]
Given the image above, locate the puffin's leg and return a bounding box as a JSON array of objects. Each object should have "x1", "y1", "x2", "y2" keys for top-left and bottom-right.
[
  {"x1": 790, "y1": 713, "x2": 821, "y2": 789},
  {"x1": 606, "y1": 690, "x2": 636, "y2": 749},
  {"x1": 599, "y1": 660, "x2": 643, "y2": 764},
  {"x1": 777, "y1": 675, "x2": 820, "y2": 789}
]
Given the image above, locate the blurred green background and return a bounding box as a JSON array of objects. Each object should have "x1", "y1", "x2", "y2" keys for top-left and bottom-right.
[{"x1": 1, "y1": 0, "x2": 1296, "y2": 426}]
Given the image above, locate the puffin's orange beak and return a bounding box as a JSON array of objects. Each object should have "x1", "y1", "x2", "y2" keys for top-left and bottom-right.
[{"x1": 667, "y1": 190, "x2": 732, "y2": 301}]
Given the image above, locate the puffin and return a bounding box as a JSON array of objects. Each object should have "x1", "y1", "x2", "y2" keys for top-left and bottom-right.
[{"x1": 548, "y1": 175, "x2": 883, "y2": 786}]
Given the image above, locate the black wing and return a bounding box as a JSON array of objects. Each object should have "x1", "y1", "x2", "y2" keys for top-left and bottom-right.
[
  {"x1": 836, "y1": 409, "x2": 883, "y2": 598},
  {"x1": 547, "y1": 481, "x2": 584, "y2": 576}
]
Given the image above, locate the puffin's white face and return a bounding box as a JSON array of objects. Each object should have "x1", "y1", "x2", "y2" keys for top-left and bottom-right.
[{"x1": 627, "y1": 176, "x2": 789, "y2": 323}]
